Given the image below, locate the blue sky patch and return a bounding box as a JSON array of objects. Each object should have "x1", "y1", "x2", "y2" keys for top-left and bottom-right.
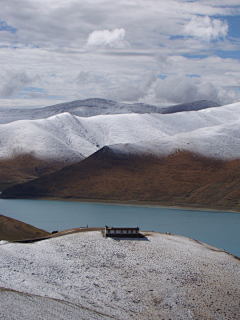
[
  {"x1": 18, "y1": 87, "x2": 45, "y2": 98},
  {"x1": 186, "y1": 74, "x2": 201, "y2": 78},
  {"x1": 22, "y1": 87, "x2": 44, "y2": 93},
  {"x1": 158, "y1": 75, "x2": 167, "y2": 79},
  {"x1": 169, "y1": 35, "x2": 185, "y2": 40},
  {"x1": 214, "y1": 50, "x2": 240, "y2": 60},
  {"x1": 182, "y1": 54, "x2": 209, "y2": 59},
  {"x1": 0, "y1": 21, "x2": 17, "y2": 34},
  {"x1": 213, "y1": 15, "x2": 240, "y2": 39}
]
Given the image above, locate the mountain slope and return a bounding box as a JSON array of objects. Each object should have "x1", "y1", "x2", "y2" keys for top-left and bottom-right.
[
  {"x1": 2, "y1": 147, "x2": 240, "y2": 211},
  {"x1": 0, "y1": 214, "x2": 50, "y2": 241},
  {"x1": 109, "y1": 118, "x2": 240, "y2": 160},
  {"x1": 0, "y1": 113, "x2": 95, "y2": 161},
  {"x1": 0, "y1": 153, "x2": 66, "y2": 191}
]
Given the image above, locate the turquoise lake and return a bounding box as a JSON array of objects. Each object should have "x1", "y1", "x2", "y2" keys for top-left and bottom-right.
[{"x1": 1, "y1": 199, "x2": 239, "y2": 258}]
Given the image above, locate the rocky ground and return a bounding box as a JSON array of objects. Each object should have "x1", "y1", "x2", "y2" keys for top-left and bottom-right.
[{"x1": 0, "y1": 231, "x2": 239, "y2": 319}]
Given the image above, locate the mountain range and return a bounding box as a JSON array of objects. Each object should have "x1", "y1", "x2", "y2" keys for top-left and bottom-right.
[
  {"x1": 0, "y1": 99, "x2": 222, "y2": 187},
  {"x1": 0, "y1": 98, "x2": 229, "y2": 163},
  {"x1": 0, "y1": 98, "x2": 219, "y2": 124},
  {"x1": 1, "y1": 98, "x2": 240, "y2": 210}
]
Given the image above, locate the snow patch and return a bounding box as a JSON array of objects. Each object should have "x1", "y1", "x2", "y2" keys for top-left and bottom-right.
[{"x1": 0, "y1": 231, "x2": 239, "y2": 319}]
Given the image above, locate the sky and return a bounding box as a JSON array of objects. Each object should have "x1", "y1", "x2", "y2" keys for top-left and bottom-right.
[{"x1": 0, "y1": 0, "x2": 240, "y2": 109}]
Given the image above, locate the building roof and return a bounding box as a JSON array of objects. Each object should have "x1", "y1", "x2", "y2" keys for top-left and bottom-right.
[{"x1": 105, "y1": 226, "x2": 139, "y2": 230}]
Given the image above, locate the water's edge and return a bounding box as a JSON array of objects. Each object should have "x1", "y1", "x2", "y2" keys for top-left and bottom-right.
[{"x1": 1, "y1": 199, "x2": 240, "y2": 257}]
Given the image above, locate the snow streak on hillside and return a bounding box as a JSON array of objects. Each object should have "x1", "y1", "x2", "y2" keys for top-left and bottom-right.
[{"x1": 0, "y1": 100, "x2": 239, "y2": 162}]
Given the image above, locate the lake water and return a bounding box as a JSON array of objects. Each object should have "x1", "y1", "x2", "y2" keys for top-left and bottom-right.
[{"x1": 1, "y1": 199, "x2": 239, "y2": 258}]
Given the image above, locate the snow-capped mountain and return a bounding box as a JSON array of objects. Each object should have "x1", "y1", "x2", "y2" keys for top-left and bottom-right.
[
  {"x1": 0, "y1": 101, "x2": 239, "y2": 162},
  {"x1": 0, "y1": 98, "x2": 162, "y2": 125},
  {"x1": 108, "y1": 118, "x2": 240, "y2": 160},
  {"x1": 0, "y1": 98, "x2": 219, "y2": 125}
]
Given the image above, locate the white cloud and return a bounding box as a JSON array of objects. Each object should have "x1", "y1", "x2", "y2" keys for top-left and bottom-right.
[
  {"x1": 108, "y1": 72, "x2": 157, "y2": 101},
  {"x1": 76, "y1": 71, "x2": 90, "y2": 85},
  {"x1": 183, "y1": 16, "x2": 228, "y2": 42},
  {"x1": 86, "y1": 28, "x2": 129, "y2": 48},
  {"x1": 0, "y1": 73, "x2": 32, "y2": 98},
  {"x1": 0, "y1": 0, "x2": 239, "y2": 108},
  {"x1": 0, "y1": 0, "x2": 238, "y2": 51},
  {"x1": 154, "y1": 74, "x2": 236, "y2": 105}
]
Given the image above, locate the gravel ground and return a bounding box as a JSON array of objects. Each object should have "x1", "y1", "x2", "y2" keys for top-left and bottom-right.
[{"x1": 0, "y1": 231, "x2": 239, "y2": 319}]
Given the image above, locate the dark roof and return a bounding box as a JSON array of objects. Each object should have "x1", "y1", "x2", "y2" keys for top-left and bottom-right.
[{"x1": 105, "y1": 226, "x2": 139, "y2": 230}]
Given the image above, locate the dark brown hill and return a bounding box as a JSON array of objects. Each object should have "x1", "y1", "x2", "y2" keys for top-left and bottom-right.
[
  {"x1": 2, "y1": 147, "x2": 240, "y2": 211},
  {"x1": 0, "y1": 153, "x2": 71, "y2": 191},
  {"x1": 0, "y1": 214, "x2": 50, "y2": 241}
]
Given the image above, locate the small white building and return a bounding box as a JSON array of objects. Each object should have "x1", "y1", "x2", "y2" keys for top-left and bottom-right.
[{"x1": 104, "y1": 226, "x2": 141, "y2": 237}]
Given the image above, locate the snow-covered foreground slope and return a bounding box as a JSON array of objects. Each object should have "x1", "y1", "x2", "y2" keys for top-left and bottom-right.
[
  {"x1": 0, "y1": 101, "x2": 240, "y2": 161},
  {"x1": 0, "y1": 231, "x2": 239, "y2": 319}
]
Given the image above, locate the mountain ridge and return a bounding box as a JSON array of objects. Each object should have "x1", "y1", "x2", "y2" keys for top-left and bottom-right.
[
  {"x1": 0, "y1": 101, "x2": 237, "y2": 162},
  {"x1": 0, "y1": 98, "x2": 220, "y2": 125}
]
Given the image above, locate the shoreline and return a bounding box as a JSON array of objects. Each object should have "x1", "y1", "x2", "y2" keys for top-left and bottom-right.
[
  {"x1": 1, "y1": 201, "x2": 239, "y2": 258},
  {"x1": 2, "y1": 195, "x2": 240, "y2": 213}
]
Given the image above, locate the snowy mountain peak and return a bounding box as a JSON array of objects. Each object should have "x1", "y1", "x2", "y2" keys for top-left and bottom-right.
[{"x1": 0, "y1": 98, "x2": 221, "y2": 125}]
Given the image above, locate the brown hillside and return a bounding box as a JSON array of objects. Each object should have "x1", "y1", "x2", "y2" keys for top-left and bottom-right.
[
  {"x1": 0, "y1": 153, "x2": 73, "y2": 191},
  {"x1": 0, "y1": 214, "x2": 50, "y2": 241},
  {"x1": 2, "y1": 148, "x2": 240, "y2": 211}
]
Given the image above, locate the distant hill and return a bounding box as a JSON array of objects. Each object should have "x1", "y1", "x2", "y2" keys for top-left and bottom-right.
[
  {"x1": 2, "y1": 147, "x2": 240, "y2": 211},
  {"x1": 0, "y1": 98, "x2": 220, "y2": 124},
  {"x1": 160, "y1": 100, "x2": 220, "y2": 114},
  {"x1": 0, "y1": 214, "x2": 50, "y2": 241},
  {"x1": 0, "y1": 98, "x2": 162, "y2": 124}
]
